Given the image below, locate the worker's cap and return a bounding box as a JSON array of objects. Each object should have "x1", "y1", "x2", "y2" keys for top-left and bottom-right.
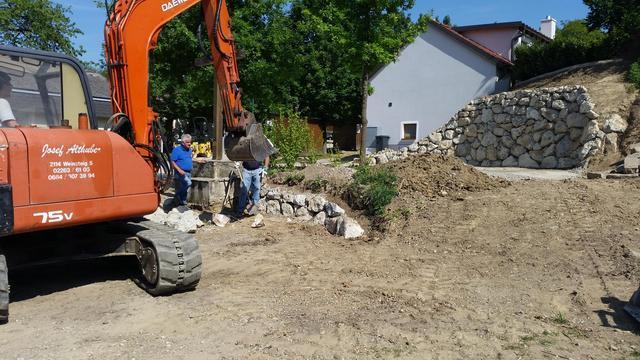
[{"x1": 0, "y1": 71, "x2": 11, "y2": 87}]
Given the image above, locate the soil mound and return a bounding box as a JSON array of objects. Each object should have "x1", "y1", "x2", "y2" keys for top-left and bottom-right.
[{"x1": 384, "y1": 154, "x2": 507, "y2": 198}]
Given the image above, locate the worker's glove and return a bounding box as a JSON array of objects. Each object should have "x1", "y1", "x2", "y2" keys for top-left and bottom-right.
[{"x1": 262, "y1": 167, "x2": 268, "y2": 176}]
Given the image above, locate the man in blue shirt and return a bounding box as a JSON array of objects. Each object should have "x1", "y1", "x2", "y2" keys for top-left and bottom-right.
[{"x1": 171, "y1": 134, "x2": 193, "y2": 206}]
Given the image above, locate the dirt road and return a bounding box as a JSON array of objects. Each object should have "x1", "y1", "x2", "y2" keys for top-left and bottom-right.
[{"x1": 1, "y1": 178, "x2": 640, "y2": 359}]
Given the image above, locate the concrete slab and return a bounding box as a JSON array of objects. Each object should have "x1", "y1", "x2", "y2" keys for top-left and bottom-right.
[{"x1": 474, "y1": 167, "x2": 582, "y2": 181}]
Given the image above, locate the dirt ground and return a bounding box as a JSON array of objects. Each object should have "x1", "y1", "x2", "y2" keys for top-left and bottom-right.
[{"x1": 2, "y1": 158, "x2": 640, "y2": 359}]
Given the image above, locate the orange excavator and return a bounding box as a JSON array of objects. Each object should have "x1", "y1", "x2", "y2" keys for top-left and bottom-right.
[{"x1": 0, "y1": 0, "x2": 272, "y2": 323}]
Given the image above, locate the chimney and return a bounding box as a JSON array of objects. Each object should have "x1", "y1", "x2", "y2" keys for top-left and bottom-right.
[{"x1": 540, "y1": 16, "x2": 557, "y2": 39}]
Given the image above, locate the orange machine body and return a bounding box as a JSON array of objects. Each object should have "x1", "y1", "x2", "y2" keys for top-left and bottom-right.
[
  {"x1": 1, "y1": 127, "x2": 157, "y2": 234},
  {"x1": 0, "y1": 0, "x2": 251, "y2": 237}
]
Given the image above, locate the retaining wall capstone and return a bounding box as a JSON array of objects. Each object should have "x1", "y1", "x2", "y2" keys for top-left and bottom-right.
[{"x1": 370, "y1": 86, "x2": 619, "y2": 169}]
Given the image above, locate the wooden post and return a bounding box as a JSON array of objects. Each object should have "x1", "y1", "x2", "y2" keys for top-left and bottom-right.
[{"x1": 214, "y1": 80, "x2": 224, "y2": 160}]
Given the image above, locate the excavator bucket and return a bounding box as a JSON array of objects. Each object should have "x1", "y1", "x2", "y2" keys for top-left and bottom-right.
[
  {"x1": 625, "y1": 288, "x2": 640, "y2": 323},
  {"x1": 224, "y1": 123, "x2": 276, "y2": 161}
]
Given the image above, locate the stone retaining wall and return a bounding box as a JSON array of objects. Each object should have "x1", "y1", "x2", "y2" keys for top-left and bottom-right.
[
  {"x1": 370, "y1": 87, "x2": 626, "y2": 169},
  {"x1": 256, "y1": 187, "x2": 364, "y2": 239}
]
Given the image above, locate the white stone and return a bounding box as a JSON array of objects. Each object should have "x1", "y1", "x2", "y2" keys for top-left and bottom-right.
[
  {"x1": 624, "y1": 153, "x2": 640, "y2": 174},
  {"x1": 266, "y1": 200, "x2": 281, "y2": 215},
  {"x1": 428, "y1": 132, "x2": 443, "y2": 143},
  {"x1": 603, "y1": 114, "x2": 628, "y2": 133},
  {"x1": 281, "y1": 203, "x2": 295, "y2": 217},
  {"x1": 308, "y1": 195, "x2": 327, "y2": 213},
  {"x1": 144, "y1": 208, "x2": 168, "y2": 224},
  {"x1": 292, "y1": 194, "x2": 307, "y2": 207},
  {"x1": 375, "y1": 154, "x2": 389, "y2": 164},
  {"x1": 266, "y1": 190, "x2": 281, "y2": 200},
  {"x1": 444, "y1": 130, "x2": 455, "y2": 140},
  {"x1": 604, "y1": 133, "x2": 619, "y2": 153},
  {"x1": 340, "y1": 217, "x2": 365, "y2": 239},
  {"x1": 580, "y1": 101, "x2": 594, "y2": 113},
  {"x1": 313, "y1": 211, "x2": 327, "y2": 225},
  {"x1": 295, "y1": 206, "x2": 312, "y2": 221},
  {"x1": 551, "y1": 100, "x2": 566, "y2": 110},
  {"x1": 325, "y1": 202, "x2": 346, "y2": 217}
]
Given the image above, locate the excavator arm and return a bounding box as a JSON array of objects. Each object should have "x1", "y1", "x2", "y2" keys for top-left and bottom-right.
[{"x1": 104, "y1": 0, "x2": 272, "y2": 163}]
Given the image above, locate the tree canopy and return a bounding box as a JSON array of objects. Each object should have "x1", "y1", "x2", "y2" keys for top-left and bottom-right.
[
  {"x1": 513, "y1": 19, "x2": 609, "y2": 81},
  {"x1": 0, "y1": 0, "x2": 84, "y2": 57},
  {"x1": 584, "y1": 0, "x2": 640, "y2": 49}
]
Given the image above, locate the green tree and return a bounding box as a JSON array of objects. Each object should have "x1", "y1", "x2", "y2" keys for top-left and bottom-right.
[
  {"x1": 0, "y1": 0, "x2": 84, "y2": 57},
  {"x1": 332, "y1": 0, "x2": 429, "y2": 161},
  {"x1": 149, "y1": 8, "x2": 215, "y2": 130},
  {"x1": 232, "y1": 0, "x2": 300, "y2": 120},
  {"x1": 288, "y1": 1, "x2": 361, "y2": 123},
  {"x1": 513, "y1": 20, "x2": 609, "y2": 81},
  {"x1": 584, "y1": 0, "x2": 640, "y2": 50},
  {"x1": 442, "y1": 15, "x2": 451, "y2": 26}
]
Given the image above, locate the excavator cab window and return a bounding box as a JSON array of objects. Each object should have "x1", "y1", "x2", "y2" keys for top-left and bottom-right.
[{"x1": 0, "y1": 53, "x2": 89, "y2": 129}]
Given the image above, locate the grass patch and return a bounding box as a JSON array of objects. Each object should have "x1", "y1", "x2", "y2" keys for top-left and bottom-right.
[
  {"x1": 346, "y1": 164, "x2": 398, "y2": 217},
  {"x1": 552, "y1": 312, "x2": 569, "y2": 325},
  {"x1": 629, "y1": 60, "x2": 640, "y2": 90},
  {"x1": 284, "y1": 173, "x2": 305, "y2": 186}
]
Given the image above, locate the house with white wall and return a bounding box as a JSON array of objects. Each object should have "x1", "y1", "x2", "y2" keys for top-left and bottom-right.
[
  {"x1": 366, "y1": 21, "x2": 512, "y2": 150},
  {"x1": 366, "y1": 19, "x2": 554, "y2": 151}
]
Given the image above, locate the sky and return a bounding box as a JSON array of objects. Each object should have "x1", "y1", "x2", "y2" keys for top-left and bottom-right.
[{"x1": 54, "y1": 0, "x2": 590, "y2": 63}]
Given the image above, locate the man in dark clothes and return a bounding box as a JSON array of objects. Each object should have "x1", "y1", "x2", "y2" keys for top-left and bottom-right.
[{"x1": 234, "y1": 156, "x2": 269, "y2": 217}]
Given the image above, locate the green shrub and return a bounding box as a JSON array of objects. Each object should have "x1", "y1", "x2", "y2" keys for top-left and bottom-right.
[
  {"x1": 513, "y1": 20, "x2": 610, "y2": 82},
  {"x1": 304, "y1": 177, "x2": 329, "y2": 193},
  {"x1": 264, "y1": 112, "x2": 314, "y2": 169},
  {"x1": 347, "y1": 165, "x2": 398, "y2": 216},
  {"x1": 629, "y1": 60, "x2": 640, "y2": 90},
  {"x1": 284, "y1": 172, "x2": 305, "y2": 186}
]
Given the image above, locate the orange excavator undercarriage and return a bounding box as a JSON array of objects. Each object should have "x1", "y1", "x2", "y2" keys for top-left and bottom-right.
[{"x1": 0, "y1": 0, "x2": 273, "y2": 323}]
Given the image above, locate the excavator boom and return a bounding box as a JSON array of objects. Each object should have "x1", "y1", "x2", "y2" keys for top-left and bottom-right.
[{"x1": 105, "y1": 0, "x2": 273, "y2": 163}]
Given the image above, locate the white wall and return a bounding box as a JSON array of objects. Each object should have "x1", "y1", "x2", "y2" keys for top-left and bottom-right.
[
  {"x1": 367, "y1": 25, "x2": 505, "y2": 148},
  {"x1": 458, "y1": 28, "x2": 520, "y2": 61}
]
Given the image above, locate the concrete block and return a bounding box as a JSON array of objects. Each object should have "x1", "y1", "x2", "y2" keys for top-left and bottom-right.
[
  {"x1": 189, "y1": 177, "x2": 240, "y2": 208},
  {"x1": 191, "y1": 160, "x2": 239, "y2": 179}
]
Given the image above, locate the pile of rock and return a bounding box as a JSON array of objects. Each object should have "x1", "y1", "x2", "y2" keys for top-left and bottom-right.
[
  {"x1": 370, "y1": 86, "x2": 617, "y2": 169},
  {"x1": 256, "y1": 188, "x2": 365, "y2": 239},
  {"x1": 145, "y1": 206, "x2": 206, "y2": 233}
]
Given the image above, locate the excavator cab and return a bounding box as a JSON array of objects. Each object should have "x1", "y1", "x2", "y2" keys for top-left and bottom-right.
[{"x1": 0, "y1": 48, "x2": 95, "y2": 130}]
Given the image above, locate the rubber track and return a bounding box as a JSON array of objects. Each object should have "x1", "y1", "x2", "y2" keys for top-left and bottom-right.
[
  {"x1": 124, "y1": 220, "x2": 202, "y2": 296},
  {"x1": 0, "y1": 254, "x2": 8, "y2": 323}
]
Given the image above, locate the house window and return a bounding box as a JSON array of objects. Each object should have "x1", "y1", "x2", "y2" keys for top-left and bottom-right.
[{"x1": 402, "y1": 122, "x2": 417, "y2": 141}]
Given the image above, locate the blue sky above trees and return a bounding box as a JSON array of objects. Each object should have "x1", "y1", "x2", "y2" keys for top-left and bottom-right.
[{"x1": 54, "y1": 0, "x2": 589, "y2": 63}]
